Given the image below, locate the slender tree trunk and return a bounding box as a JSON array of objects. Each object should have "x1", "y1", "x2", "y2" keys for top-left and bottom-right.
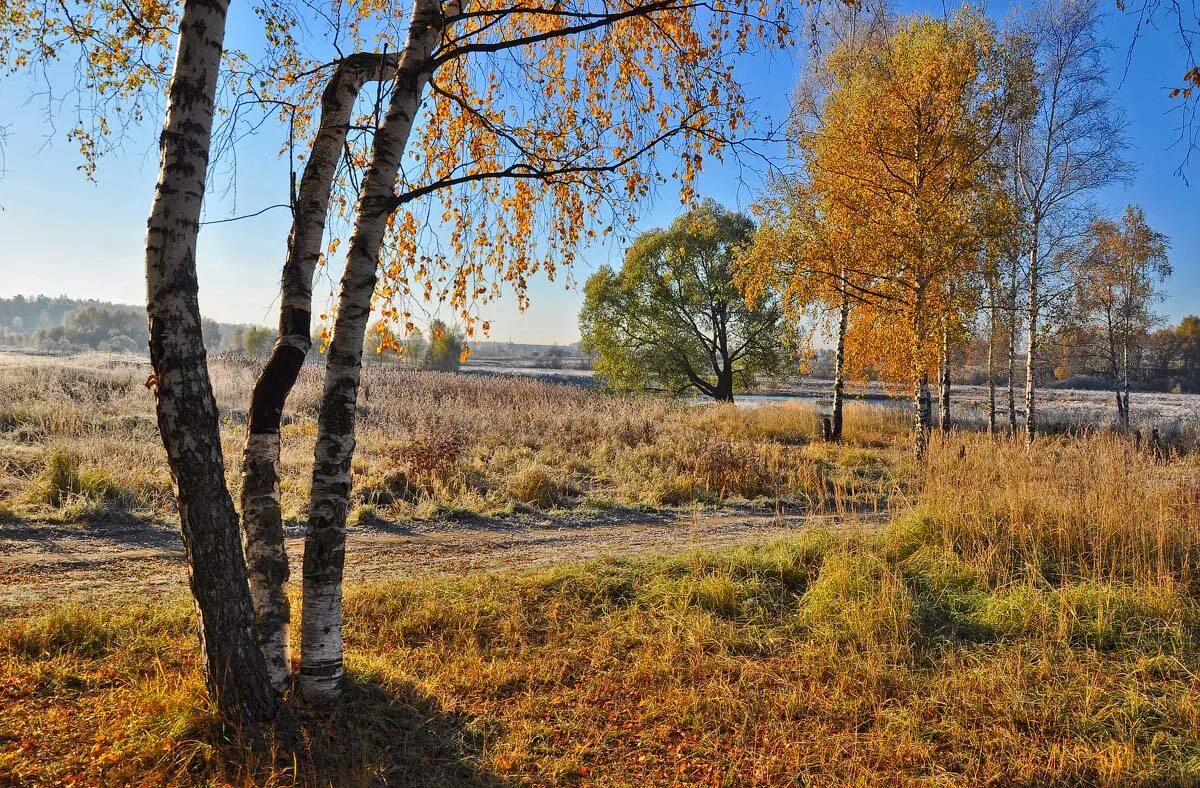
[
  {"x1": 1121, "y1": 340, "x2": 1131, "y2": 430},
  {"x1": 241, "y1": 52, "x2": 398, "y2": 692},
  {"x1": 145, "y1": 0, "x2": 276, "y2": 724},
  {"x1": 1024, "y1": 223, "x2": 1040, "y2": 445},
  {"x1": 1006, "y1": 258, "x2": 1018, "y2": 436},
  {"x1": 939, "y1": 321, "x2": 951, "y2": 433},
  {"x1": 987, "y1": 286, "x2": 997, "y2": 435},
  {"x1": 831, "y1": 295, "x2": 849, "y2": 441},
  {"x1": 914, "y1": 373, "x2": 932, "y2": 460},
  {"x1": 300, "y1": 0, "x2": 451, "y2": 702},
  {"x1": 912, "y1": 298, "x2": 931, "y2": 460}
]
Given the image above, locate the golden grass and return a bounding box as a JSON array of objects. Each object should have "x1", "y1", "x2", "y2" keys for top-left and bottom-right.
[
  {"x1": 0, "y1": 355, "x2": 905, "y2": 521},
  {"x1": 4, "y1": 512, "x2": 1199, "y2": 784},
  {"x1": 3, "y1": 354, "x2": 1199, "y2": 784}
]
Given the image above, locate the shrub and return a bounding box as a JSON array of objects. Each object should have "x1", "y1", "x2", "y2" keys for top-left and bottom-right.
[{"x1": 401, "y1": 428, "x2": 466, "y2": 494}]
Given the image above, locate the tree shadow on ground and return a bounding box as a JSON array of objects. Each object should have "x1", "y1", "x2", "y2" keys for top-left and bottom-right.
[
  {"x1": 350, "y1": 504, "x2": 681, "y2": 537},
  {"x1": 209, "y1": 675, "x2": 507, "y2": 787},
  {"x1": 0, "y1": 511, "x2": 183, "y2": 550}
]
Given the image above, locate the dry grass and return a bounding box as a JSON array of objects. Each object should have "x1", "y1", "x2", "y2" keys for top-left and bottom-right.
[
  {"x1": 4, "y1": 484, "x2": 1199, "y2": 783},
  {"x1": 0, "y1": 354, "x2": 905, "y2": 522},
  {"x1": 3, "y1": 353, "x2": 1199, "y2": 784}
]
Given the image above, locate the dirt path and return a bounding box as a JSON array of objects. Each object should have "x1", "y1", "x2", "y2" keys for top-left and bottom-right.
[{"x1": 0, "y1": 509, "x2": 878, "y2": 614}]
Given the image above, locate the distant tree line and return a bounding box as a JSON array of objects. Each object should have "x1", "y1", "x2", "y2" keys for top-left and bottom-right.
[
  {"x1": 0, "y1": 296, "x2": 255, "y2": 356},
  {"x1": 0, "y1": 297, "x2": 536, "y2": 378},
  {"x1": 1047, "y1": 315, "x2": 1200, "y2": 394}
]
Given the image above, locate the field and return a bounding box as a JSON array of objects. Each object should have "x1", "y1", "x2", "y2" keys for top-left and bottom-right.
[{"x1": 2, "y1": 352, "x2": 1200, "y2": 785}]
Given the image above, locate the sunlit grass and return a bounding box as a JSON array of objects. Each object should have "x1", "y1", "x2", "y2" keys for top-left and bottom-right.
[
  {"x1": 0, "y1": 356, "x2": 909, "y2": 521},
  {"x1": 5, "y1": 509, "x2": 1199, "y2": 784},
  {"x1": 3, "y1": 353, "x2": 1199, "y2": 783}
]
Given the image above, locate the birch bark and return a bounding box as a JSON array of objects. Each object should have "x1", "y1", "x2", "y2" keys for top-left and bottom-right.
[
  {"x1": 300, "y1": 0, "x2": 454, "y2": 701},
  {"x1": 938, "y1": 322, "x2": 951, "y2": 433},
  {"x1": 241, "y1": 52, "x2": 399, "y2": 692},
  {"x1": 987, "y1": 286, "x2": 997, "y2": 435},
  {"x1": 1025, "y1": 226, "x2": 1039, "y2": 444},
  {"x1": 1007, "y1": 258, "x2": 1019, "y2": 435},
  {"x1": 145, "y1": 0, "x2": 277, "y2": 723},
  {"x1": 831, "y1": 295, "x2": 848, "y2": 441}
]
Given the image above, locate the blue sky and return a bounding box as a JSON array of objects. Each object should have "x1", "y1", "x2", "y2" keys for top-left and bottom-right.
[{"x1": 0, "y1": 0, "x2": 1195, "y2": 344}]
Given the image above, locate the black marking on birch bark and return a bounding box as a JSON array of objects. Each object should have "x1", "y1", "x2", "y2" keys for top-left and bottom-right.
[
  {"x1": 300, "y1": 660, "x2": 343, "y2": 677},
  {"x1": 299, "y1": 0, "x2": 450, "y2": 702},
  {"x1": 248, "y1": 343, "x2": 307, "y2": 434}
]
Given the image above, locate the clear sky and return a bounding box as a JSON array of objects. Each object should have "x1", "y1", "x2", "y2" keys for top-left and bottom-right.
[{"x1": 0, "y1": 0, "x2": 1196, "y2": 344}]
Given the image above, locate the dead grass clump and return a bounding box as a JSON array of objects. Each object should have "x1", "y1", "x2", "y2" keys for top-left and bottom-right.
[
  {"x1": 840, "y1": 402, "x2": 911, "y2": 446},
  {"x1": 401, "y1": 427, "x2": 467, "y2": 494},
  {"x1": 686, "y1": 438, "x2": 775, "y2": 499},
  {"x1": 28, "y1": 447, "x2": 116, "y2": 508},
  {"x1": 505, "y1": 463, "x2": 567, "y2": 508}
]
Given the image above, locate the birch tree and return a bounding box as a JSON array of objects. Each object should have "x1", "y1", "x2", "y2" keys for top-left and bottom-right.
[
  {"x1": 804, "y1": 10, "x2": 1010, "y2": 458},
  {"x1": 1009, "y1": 0, "x2": 1128, "y2": 443},
  {"x1": 737, "y1": 2, "x2": 890, "y2": 441},
  {"x1": 241, "y1": 52, "x2": 400, "y2": 691},
  {"x1": 142, "y1": 0, "x2": 280, "y2": 726},
  {"x1": 3, "y1": 0, "x2": 281, "y2": 721},
  {"x1": 740, "y1": 181, "x2": 868, "y2": 440},
  {"x1": 1064, "y1": 204, "x2": 1171, "y2": 427},
  {"x1": 281, "y1": 0, "x2": 799, "y2": 701}
]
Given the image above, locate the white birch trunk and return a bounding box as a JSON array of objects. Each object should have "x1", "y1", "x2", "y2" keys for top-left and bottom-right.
[
  {"x1": 242, "y1": 52, "x2": 399, "y2": 692},
  {"x1": 1121, "y1": 341, "x2": 1131, "y2": 430},
  {"x1": 938, "y1": 321, "x2": 951, "y2": 433},
  {"x1": 987, "y1": 284, "x2": 997, "y2": 435},
  {"x1": 1007, "y1": 261, "x2": 1019, "y2": 436},
  {"x1": 299, "y1": 0, "x2": 454, "y2": 702},
  {"x1": 831, "y1": 295, "x2": 849, "y2": 441},
  {"x1": 1024, "y1": 222, "x2": 1040, "y2": 445},
  {"x1": 145, "y1": 0, "x2": 277, "y2": 722},
  {"x1": 912, "y1": 297, "x2": 931, "y2": 460},
  {"x1": 914, "y1": 374, "x2": 932, "y2": 460}
]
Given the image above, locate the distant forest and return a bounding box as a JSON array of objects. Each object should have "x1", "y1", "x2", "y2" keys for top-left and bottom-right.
[
  {"x1": 0, "y1": 295, "x2": 262, "y2": 355},
  {"x1": 0, "y1": 295, "x2": 587, "y2": 368}
]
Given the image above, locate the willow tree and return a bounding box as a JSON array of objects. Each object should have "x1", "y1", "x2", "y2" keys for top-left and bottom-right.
[
  {"x1": 805, "y1": 10, "x2": 1010, "y2": 458},
  {"x1": 265, "y1": 0, "x2": 801, "y2": 701},
  {"x1": 582, "y1": 201, "x2": 789, "y2": 402}
]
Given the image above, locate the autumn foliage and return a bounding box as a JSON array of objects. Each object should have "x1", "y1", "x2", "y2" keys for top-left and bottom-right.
[{"x1": 742, "y1": 9, "x2": 1014, "y2": 454}]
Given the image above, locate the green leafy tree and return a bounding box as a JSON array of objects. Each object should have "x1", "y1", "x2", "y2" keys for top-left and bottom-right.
[
  {"x1": 423, "y1": 320, "x2": 465, "y2": 372},
  {"x1": 580, "y1": 201, "x2": 789, "y2": 402},
  {"x1": 241, "y1": 326, "x2": 275, "y2": 358}
]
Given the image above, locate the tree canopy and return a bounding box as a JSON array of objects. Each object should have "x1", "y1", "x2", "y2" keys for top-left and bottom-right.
[{"x1": 581, "y1": 200, "x2": 790, "y2": 402}]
